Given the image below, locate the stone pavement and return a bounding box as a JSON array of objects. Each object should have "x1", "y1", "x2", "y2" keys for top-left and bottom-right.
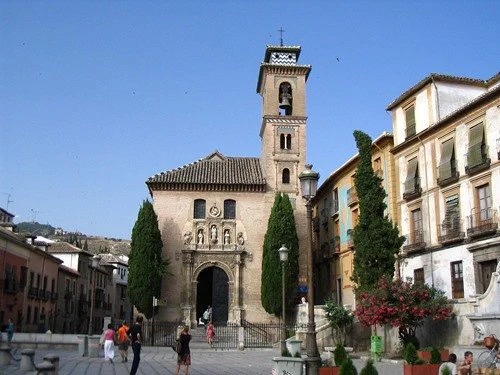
[{"x1": 1, "y1": 346, "x2": 404, "y2": 375}]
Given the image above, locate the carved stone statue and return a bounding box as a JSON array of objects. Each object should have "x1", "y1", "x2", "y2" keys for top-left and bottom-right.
[
  {"x1": 211, "y1": 225, "x2": 217, "y2": 241},
  {"x1": 197, "y1": 229, "x2": 204, "y2": 245},
  {"x1": 224, "y1": 229, "x2": 230, "y2": 245},
  {"x1": 184, "y1": 231, "x2": 192, "y2": 244},
  {"x1": 237, "y1": 232, "x2": 244, "y2": 246}
]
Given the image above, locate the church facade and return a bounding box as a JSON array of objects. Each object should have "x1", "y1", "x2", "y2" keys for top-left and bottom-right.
[{"x1": 146, "y1": 45, "x2": 313, "y2": 325}]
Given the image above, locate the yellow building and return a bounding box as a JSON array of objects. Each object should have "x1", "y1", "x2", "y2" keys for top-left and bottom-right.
[{"x1": 312, "y1": 132, "x2": 396, "y2": 308}]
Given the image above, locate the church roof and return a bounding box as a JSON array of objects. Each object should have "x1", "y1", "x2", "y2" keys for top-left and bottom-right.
[{"x1": 147, "y1": 151, "x2": 266, "y2": 192}]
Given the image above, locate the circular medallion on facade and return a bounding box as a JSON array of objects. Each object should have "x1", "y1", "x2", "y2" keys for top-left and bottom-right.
[{"x1": 209, "y1": 204, "x2": 221, "y2": 217}]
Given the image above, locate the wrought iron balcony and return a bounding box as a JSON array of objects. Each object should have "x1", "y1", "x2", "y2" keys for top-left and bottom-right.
[
  {"x1": 347, "y1": 187, "x2": 358, "y2": 206},
  {"x1": 28, "y1": 286, "x2": 39, "y2": 298},
  {"x1": 438, "y1": 218, "x2": 465, "y2": 244},
  {"x1": 346, "y1": 229, "x2": 354, "y2": 248},
  {"x1": 402, "y1": 230, "x2": 426, "y2": 254},
  {"x1": 466, "y1": 208, "x2": 498, "y2": 238},
  {"x1": 403, "y1": 177, "x2": 422, "y2": 201},
  {"x1": 465, "y1": 145, "x2": 491, "y2": 175}
]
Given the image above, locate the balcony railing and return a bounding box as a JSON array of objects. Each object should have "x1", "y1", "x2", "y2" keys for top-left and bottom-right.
[
  {"x1": 402, "y1": 230, "x2": 426, "y2": 253},
  {"x1": 320, "y1": 208, "x2": 330, "y2": 225},
  {"x1": 403, "y1": 177, "x2": 422, "y2": 201},
  {"x1": 347, "y1": 187, "x2": 358, "y2": 206},
  {"x1": 438, "y1": 218, "x2": 465, "y2": 244},
  {"x1": 3, "y1": 279, "x2": 18, "y2": 294},
  {"x1": 51, "y1": 292, "x2": 58, "y2": 301},
  {"x1": 28, "y1": 286, "x2": 39, "y2": 298},
  {"x1": 465, "y1": 145, "x2": 491, "y2": 175},
  {"x1": 466, "y1": 208, "x2": 498, "y2": 238}
]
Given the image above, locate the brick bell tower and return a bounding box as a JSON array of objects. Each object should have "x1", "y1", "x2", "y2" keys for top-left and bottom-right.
[{"x1": 256, "y1": 45, "x2": 311, "y2": 195}]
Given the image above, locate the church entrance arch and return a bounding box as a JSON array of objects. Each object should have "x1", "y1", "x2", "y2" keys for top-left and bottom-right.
[{"x1": 196, "y1": 266, "x2": 229, "y2": 325}]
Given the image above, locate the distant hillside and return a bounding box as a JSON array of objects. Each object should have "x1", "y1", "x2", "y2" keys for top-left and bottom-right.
[
  {"x1": 15, "y1": 221, "x2": 131, "y2": 256},
  {"x1": 16, "y1": 222, "x2": 56, "y2": 236}
]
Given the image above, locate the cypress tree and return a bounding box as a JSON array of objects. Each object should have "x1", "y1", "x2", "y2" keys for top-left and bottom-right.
[
  {"x1": 83, "y1": 239, "x2": 89, "y2": 251},
  {"x1": 261, "y1": 193, "x2": 300, "y2": 317},
  {"x1": 351, "y1": 131, "x2": 405, "y2": 290},
  {"x1": 129, "y1": 200, "x2": 169, "y2": 318}
]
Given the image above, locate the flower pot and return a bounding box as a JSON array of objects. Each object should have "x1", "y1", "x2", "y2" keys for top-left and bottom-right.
[
  {"x1": 417, "y1": 349, "x2": 450, "y2": 362},
  {"x1": 286, "y1": 339, "x2": 303, "y2": 357},
  {"x1": 319, "y1": 367, "x2": 340, "y2": 375},
  {"x1": 272, "y1": 356, "x2": 304, "y2": 375},
  {"x1": 404, "y1": 364, "x2": 431, "y2": 375}
]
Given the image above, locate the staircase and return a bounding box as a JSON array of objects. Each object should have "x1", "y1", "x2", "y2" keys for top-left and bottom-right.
[{"x1": 188, "y1": 327, "x2": 212, "y2": 350}]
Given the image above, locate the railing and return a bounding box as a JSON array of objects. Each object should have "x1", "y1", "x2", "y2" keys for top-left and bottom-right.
[
  {"x1": 466, "y1": 208, "x2": 498, "y2": 238},
  {"x1": 320, "y1": 208, "x2": 330, "y2": 225},
  {"x1": 465, "y1": 145, "x2": 490, "y2": 175},
  {"x1": 28, "y1": 286, "x2": 38, "y2": 298},
  {"x1": 347, "y1": 187, "x2": 358, "y2": 206},
  {"x1": 403, "y1": 177, "x2": 422, "y2": 200},
  {"x1": 346, "y1": 229, "x2": 354, "y2": 248},
  {"x1": 3, "y1": 278, "x2": 18, "y2": 294},
  {"x1": 438, "y1": 218, "x2": 465, "y2": 244},
  {"x1": 51, "y1": 292, "x2": 58, "y2": 301},
  {"x1": 402, "y1": 230, "x2": 426, "y2": 253}
]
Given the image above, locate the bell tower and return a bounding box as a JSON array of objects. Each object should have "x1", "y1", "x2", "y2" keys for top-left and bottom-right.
[{"x1": 257, "y1": 45, "x2": 312, "y2": 193}]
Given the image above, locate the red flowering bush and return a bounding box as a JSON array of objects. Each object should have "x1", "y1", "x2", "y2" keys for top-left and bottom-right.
[{"x1": 354, "y1": 277, "x2": 453, "y2": 347}]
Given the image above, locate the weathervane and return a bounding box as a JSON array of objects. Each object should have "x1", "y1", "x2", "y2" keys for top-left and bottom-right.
[{"x1": 278, "y1": 27, "x2": 285, "y2": 46}]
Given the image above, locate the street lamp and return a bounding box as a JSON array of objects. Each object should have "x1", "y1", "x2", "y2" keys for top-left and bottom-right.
[
  {"x1": 298, "y1": 164, "x2": 320, "y2": 375},
  {"x1": 88, "y1": 256, "x2": 100, "y2": 335},
  {"x1": 278, "y1": 244, "x2": 289, "y2": 354}
]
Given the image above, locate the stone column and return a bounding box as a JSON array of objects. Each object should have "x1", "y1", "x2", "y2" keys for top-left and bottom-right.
[
  {"x1": 20, "y1": 348, "x2": 36, "y2": 371},
  {"x1": 43, "y1": 354, "x2": 60, "y2": 375},
  {"x1": 35, "y1": 360, "x2": 56, "y2": 375}
]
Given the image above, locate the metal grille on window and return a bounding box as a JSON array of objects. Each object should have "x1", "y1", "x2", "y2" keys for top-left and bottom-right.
[{"x1": 194, "y1": 199, "x2": 206, "y2": 219}]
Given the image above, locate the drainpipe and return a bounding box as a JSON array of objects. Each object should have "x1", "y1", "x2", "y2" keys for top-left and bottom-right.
[
  {"x1": 431, "y1": 75, "x2": 441, "y2": 121},
  {"x1": 417, "y1": 134, "x2": 435, "y2": 287}
]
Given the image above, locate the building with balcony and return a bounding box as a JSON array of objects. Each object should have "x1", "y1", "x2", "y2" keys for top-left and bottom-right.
[
  {"x1": 312, "y1": 132, "x2": 396, "y2": 307},
  {"x1": 55, "y1": 264, "x2": 80, "y2": 333},
  {"x1": 388, "y1": 72, "x2": 500, "y2": 299}
]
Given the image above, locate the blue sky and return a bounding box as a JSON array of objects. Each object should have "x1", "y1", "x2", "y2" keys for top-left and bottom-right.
[{"x1": 1, "y1": 1, "x2": 499, "y2": 239}]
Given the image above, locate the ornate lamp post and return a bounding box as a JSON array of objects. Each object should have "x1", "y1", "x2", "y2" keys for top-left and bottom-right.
[
  {"x1": 298, "y1": 164, "x2": 320, "y2": 375},
  {"x1": 278, "y1": 244, "x2": 289, "y2": 354},
  {"x1": 88, "y1": 256, "x2": 100, "y2": 335}
]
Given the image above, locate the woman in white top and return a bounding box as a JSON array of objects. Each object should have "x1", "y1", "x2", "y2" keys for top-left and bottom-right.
[{"x1": 439, "y1": 353, "x2": 458, "y2": 375}]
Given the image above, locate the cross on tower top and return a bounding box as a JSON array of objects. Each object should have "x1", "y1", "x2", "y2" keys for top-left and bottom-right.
[{"x1": 278, "y1": 27, "x2": 285, "y2": 46}]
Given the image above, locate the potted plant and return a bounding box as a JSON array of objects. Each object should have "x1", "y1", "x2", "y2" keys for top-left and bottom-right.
[
  {"x1": 403, "y1": 343, "x2": 427, "y2": 375},
  {"x1": 428, "y1": 346, "x2": 441, "y2": 374},
  {"x1": 359, "y1": 359, "x2": 379, "y2": 375},
  {"x1": 417, "y1": 346, "x2": 449, "y2": 362},
  {"x1": 319, "y1": 343, "x2": 348, "y2": 375},
  {"x1": 339, "y1": 357, "x2": 358, "y2": 375},
  {"x1": 323, "y1": 300, "x2": 354, "y2": 346}
]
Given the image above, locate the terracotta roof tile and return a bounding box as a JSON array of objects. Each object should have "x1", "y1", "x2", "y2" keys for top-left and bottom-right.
[{"x1": 48, "y1": 241, "x2": 94, "y2": 256}]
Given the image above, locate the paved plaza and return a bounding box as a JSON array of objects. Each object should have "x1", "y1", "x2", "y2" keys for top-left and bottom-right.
[{"x1": 1, "y1": 346, "x2": 404, "y2": 375}]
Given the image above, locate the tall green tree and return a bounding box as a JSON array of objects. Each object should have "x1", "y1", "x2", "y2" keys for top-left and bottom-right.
[
  {"x1": 261, "y1": 193, "x2": 300, "y2": 317},
  {"x1": 351, "y1": 131, "x2": 405, "y2": 290},
  {"x1": 129, "y1": 200, "x2": 169, "y2": 318}
]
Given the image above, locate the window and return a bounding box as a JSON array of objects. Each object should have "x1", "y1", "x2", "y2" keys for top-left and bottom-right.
[
  {"x1": 438, "y1": 138, "x2": 457, "y2": 183},
  {"x1": 194, "y1": 199, "x2": 206, "y2": 219},
  {"x1": 477, "y1": 184, "x2": 492, "y2": 221},
  {"x1": 405, "y1": 105, "x2": 416, "y2": 138},
  {"x1": 404, "y1": 157, "x2": 420, "y2": 199},
  {"x1": 414, "y1": 268, "x2": 425, "y2": 285},
  {"x1": 332, "y1": 188, "x2": 339, "y2": 213},
  {"x1": 280, "y1": 134, "x2": 292, "y2": 150},
  {"x1": 373, "y1": 157, "x2": 382, "y2": 178},
  {"x1": 466, "y1": 123, "x2": 487, "y2": 169},
  {"x1": 352, "y1": 208, "x2": 359, "y2": 227},
  {"x1": 410, "y1": 208, "x2": 423, "y2": 244},
  {"x1": 278, "y1": 82, "x2": 293, "y2": 116},
  {"x1": 442, "y1": 195, "x2": 460, "y2": 232},
  {"x1": 282, "y1": 168, "x2": 290, "y2": 184},
  {"x1": 451, "y1": 261, "x2": 464, "y2": 299},
  {"x1": 223, "y1": 199, "x2": 236, "y2": 219}
]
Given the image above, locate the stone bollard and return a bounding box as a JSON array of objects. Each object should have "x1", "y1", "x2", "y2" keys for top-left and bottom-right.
[
  {"x1": 35, "y1": 360, "x2": 56, "y2": 375},
  {"x1": 43, "y1": 354, "x2": 60, "y2": 375},
  {"x1": 20, "y1": 348, "x2": 36, "y2": 371},
  {"x1": 0, "y1": 345, "x2": 10, "y2": 365}
]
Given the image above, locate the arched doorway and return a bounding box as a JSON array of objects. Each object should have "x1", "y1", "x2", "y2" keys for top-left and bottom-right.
[{"x1": 196, "y1": 266, "x2": 229, "y2": 325}]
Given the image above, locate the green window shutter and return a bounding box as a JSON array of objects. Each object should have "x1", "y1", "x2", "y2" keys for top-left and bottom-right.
[
  {"x1": 404, "y1": 158, "x2": 419, "y2": 193},
  {"x1": 468, "y1": 123, "x2": 484, "y2": 147},
  {"x1": 405, "y1": 106, "x2": 416, "y2": 137},
  {"x1": 467, "y1": 123, "x2": 485, "y2": 168},
  {"x1": 439, "y1": 139, "x2": 455, "y2": 180}
]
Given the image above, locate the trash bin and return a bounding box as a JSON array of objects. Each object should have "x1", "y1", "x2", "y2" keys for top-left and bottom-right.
[
  {"x1": 77, "y1": 335, "x2": 88, "y2": 357},
  {"x1": 370, "y1": 335, "x2": 382, "y2": 361},
  {"x1": 88, "y1": 335, "x2": 101, "y2": 358}
]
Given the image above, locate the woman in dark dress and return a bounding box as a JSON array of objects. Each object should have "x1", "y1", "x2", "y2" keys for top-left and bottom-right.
[{"x1": 176, "y1": 325, "x2": 192, "y2": 375}]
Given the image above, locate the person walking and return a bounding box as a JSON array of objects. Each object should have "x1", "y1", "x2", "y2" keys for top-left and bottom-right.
[
  {"x1": 6, "y1": 318, "x2": 14, "y2": 347},
  {"x1": 175, "y1": 325, "x2": 192, "y2": 375},
  {"x1": 202, "y1": 308, "x2": 210, "y2": 325},
  {"x1": 128, "y1": 315, "x2": 143, "y2": 375},
  {"x1": 103, "y1": 323, "x2": 116, "y2": 363},
  {"x1": 117, "y1": 321, "x2": 130, "y2": 362},
  {"x1": 206, "y1": 321, "x2": 215, "y2": 346}
]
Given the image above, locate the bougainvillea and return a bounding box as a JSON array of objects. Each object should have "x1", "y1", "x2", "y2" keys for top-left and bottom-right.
[{"x1": 355, "y1": 277, "x2": 453, "y2": 346}]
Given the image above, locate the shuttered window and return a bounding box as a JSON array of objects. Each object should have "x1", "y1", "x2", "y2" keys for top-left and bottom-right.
[
  {"x1": 467, "y1": 123, "x2": 485, "y2": 167},
  {"x1": 444, "y1": 195, "x2": 460, "y2": 229},
  {"x1": 404, "y1": 158, "x2": 419, "y2": 194},
  {"x1": 405, "y1": 105, "x2": 416, "y2": 138},
  {"x1": 414, "y1": 268, "x2": 425, "y2": 285},
  {"x1": 439, "y1": 139, "x2": 455, "y2": 180}
]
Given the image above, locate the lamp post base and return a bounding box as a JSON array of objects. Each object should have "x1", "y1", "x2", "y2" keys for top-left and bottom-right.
[{"x1": 304, "y1": 355, "x2": 322, "y2": 375}]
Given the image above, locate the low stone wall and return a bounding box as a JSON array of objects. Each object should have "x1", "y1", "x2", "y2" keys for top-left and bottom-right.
[{"x1": 8, "y1": 333, "x2": 80, "y2": 349}]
